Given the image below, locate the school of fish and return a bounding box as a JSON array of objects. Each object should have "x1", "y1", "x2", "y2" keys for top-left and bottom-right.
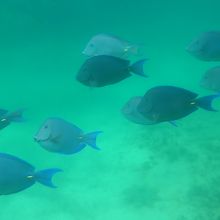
[{"x1": 0, "y1": 32, "x2": 220, "y2": 195}]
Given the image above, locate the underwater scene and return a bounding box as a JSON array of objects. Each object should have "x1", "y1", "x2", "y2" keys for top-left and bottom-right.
[{"x1": 1, "y1": 0, "x2": 220, "y2": 219}]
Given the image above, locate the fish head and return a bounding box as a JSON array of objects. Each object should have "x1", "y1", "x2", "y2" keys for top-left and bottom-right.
[
  {"x1": 122, "y1": 96, "x2": 142, "y2": 115},
  {"x1": 34, "y1": 118, "x2": 61, "y2": 143},
  {"x1": 122, "y1": 96, "x2": 156, "y2": 125},
  {"x1": 82, "y1": 36, "x2": 100, "y2": 57},
  {"x1": 77, "y1": 63, "x2": 91, "y2": 85},
  {"x1": 77, "y1": 62, "x2": 99, "y2": 87},
  {"x1": 83, "y1": 34, "x2": 125, "y2": 57},
  {"x1": 200, "y1": 71, "x2": 211, "y2": 89},
  {"x1": 186, "y1": 36, "x2": 208, "y2": 56},
  {"x1": 200, "y1": 67, "x2": 220, "y2": 91},
  {"x1": 136, "y1": 91, "x2": 161, "y2": 123},
  {"x1": 186, "y1": 32, "x2": 220, "y2": 60}
]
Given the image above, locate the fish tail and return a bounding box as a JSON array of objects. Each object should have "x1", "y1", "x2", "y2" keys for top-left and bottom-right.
[
  {"x1": 35, "y1": 168, "x2": 62, "y2": 188},
  {"x1": 84, "y1": 131, "x2": 102, "y2": 150},
  {"x1": 129, "y1": 59, "x2": 148, "y2": 77},
  {"x1": 195, "y1": 94, "x2": 220, "y2": 111}
]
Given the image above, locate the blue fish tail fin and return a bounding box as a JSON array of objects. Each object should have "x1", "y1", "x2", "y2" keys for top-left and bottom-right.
[
  {"x1": 84, "y1": 131, "x2": 102, "y2": 150},
  {"x1": 35, "y1": 168, "x2": 62, "y2": 188},
  {"x1": 196, "y1": 94, "x2": 220, "y2": 111},
  {"x1": 129, "y1": 59, "x2": 148, "y2": 77},
  {"x1": 8, "y1": 109, "x2": 26, "y2": 122}
]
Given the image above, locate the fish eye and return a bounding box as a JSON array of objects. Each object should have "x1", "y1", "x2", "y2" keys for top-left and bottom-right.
[
  {"x1": 90, "y1": 43, "x2": 94, "y2": 47},
  {"x1": 44, "y1": 125, "x2": 48, "y2": 129}
]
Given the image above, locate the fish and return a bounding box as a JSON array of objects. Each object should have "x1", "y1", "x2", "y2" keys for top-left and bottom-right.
[
  {"x1": 0, "y1": 152, "x2": 62, "y2": 195},
  {"x1": 34, "y1": 117, "x2": 102, "y2": 155},
  {"x1": 137, "y1": 86, "x2": 220, "y2": 123},
  {"x1": 0, "y1": 108, "x2": 25, "y2": 130},
  {"x1": 82, "y1": 33, "x2": 141, "y2": 59},
  {"x1": 186, "y1": 31, "x2": 220, "y2": 61},
  {"x1": 200, "y1": 66, "x2": 220, "y2": 92},
  {"x1": 76, "y1": 55, "x2": 147, "y2": 87},
  {"x1": 121, "y1": 96, "x2": 156, "y2": 125}
]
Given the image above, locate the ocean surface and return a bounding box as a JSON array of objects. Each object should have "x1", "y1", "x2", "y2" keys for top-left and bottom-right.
[{"x1": 0, "y1": 1, "x2": 220, "y2": 219}]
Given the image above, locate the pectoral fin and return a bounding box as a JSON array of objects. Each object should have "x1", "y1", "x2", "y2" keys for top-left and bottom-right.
[{"x1": 50, "y1": 134, "x2": 62, "y2": 144}]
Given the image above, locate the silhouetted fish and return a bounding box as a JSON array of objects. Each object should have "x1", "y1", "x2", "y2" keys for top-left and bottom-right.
[
  {"x1": 137, "y1": 86, "x2": 220, "y2": 123},
  {"x1": 187, "y1": 31, "x2": 220, "y2": 61},
  {"x1": 77, "y1": 55, "x2": 147, "y2": 87}
]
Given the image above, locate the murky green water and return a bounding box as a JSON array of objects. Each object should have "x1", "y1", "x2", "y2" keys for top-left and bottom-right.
[{"x1": 0, "y1": 1, "x2": 220, "y2": 219}]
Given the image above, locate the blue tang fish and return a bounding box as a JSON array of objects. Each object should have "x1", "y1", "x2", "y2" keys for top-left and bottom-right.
[
  {"x1": 0, "y1": 108, "x2": 25, "y2": 130},
  {"x1": 137, "y1": 86, "x2": 220, "y2": 123},
  {"x1": 186, "y1": 31, "x2": 220, "y2": 61},
  {"x1": 0, "y1": 153, "x2": 62, "y2": 195},
  {"x1": 34, "y1": 117, "x2": 102, "y2": 155},
  {"x1": 82, "y1": 33, "x2": 141, "y2": 59},
  {"x1": 76, "y1": 55, "x2": 147, "y2": 87},
  {"x1": 121, "y1": 96, "x2": 156, "y2": 125}
]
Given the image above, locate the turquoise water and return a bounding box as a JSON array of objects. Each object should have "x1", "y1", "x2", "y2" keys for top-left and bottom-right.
[{"x1": 0, "y1": 1, "x2": 220, "y2": 219}]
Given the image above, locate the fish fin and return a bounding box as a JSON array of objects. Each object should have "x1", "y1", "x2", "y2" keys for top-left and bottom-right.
[
  {"x1": 50, "y1": 134, "x2": 62, "y2": 144},
  {"x1": 35, "y1": 168, "x2": 62, "y2": 188},
  {"x1": 129, "y1": 59, "x2": 148, "y2": 77},
  {"x1": 7, "y1": 109, "x2": 26, "y2": 122},
  {"x1": 169, "y1": 121, "x2": 178, "y2": 127},
  {"x1": 84, "y1": 131, "x2": 102, "y2": 150},
  {"x1": 195, "y1": 94, "x2": 220, "y2": 111}
]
